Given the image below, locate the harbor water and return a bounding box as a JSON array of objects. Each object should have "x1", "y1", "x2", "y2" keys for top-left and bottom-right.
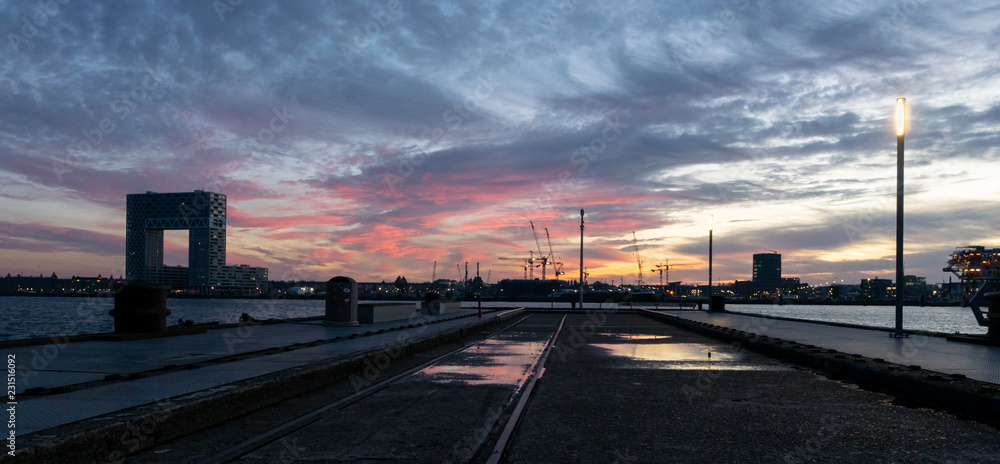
[{"x1": 0, "y1": 296, "x2": 986, "y2": 342}]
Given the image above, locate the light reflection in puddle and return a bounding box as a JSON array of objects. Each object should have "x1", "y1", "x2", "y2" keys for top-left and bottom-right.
[
  {"x1": 592, "y1": 343, "x2": 736, "y2": 362},
  {"x1": 601, "y1": 333, "x2": 672, "y2": 341},
  {"x1": 414, "y1": 339, "x2": 548, "y2": 386},
  {"x1": 591, "y1": 342, "x2": 792, "y2": 371}
]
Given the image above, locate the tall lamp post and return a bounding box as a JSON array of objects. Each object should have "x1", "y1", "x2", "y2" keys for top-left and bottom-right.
[
  {"x1": 708, "y1": 214, "x2": 713, "y2": 312},
  {"x1": 892, "y1": 98, "x2": 908, "y2": 338},
  {"x1": 579, "y1": 208, "x2": 585, "y2": 308}
]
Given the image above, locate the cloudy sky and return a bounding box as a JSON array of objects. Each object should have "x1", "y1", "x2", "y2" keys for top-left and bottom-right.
[{"x1": 1, "y1": 0, "x2": 999, "y2": 287}]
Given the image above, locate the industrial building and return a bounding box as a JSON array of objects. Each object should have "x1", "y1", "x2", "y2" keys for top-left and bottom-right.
[{"x1": 125, "y1": 190, "x2": 267, "y2": 295}]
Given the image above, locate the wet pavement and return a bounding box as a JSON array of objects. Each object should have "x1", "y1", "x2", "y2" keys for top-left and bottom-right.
[
  {"x1": 123, "y1": 311, "x2": 1000, "y2": 463},
  {"x1": 13, "y1": 308, "x2": 505, "y2": 436},
  {"x1": 125, "y1": 313, "x2": 565, "y2": 464},
  {"x1": 661, "y1": 310, "x2": 1000, "y2": 383},
  {"x1": 505, "y1": 312, "x2": 1000, "y2": 463}
]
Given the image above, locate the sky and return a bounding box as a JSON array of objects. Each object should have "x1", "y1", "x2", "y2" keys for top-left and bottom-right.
[{"x1": 1, "y1": 0, "x2": 1000, "y2": 287}]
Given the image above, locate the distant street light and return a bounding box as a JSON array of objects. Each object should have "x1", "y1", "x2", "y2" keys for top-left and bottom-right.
[
  {"x1": 708, "y1": 214, "x2": 713, "y2": 311},
  {"x1": 892, "y1": 98, "x2": 908, "y2": 338}
]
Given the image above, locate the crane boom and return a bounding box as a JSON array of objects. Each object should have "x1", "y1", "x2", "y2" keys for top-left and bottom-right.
[
  {"x1": 529, "y1": 221, "x2": 547, "y2": 280},
  {"x1": 545, "y1": 227, "x2": 564, "y2": 277},
  {"x1": 633, "y1": 231, "x2": 643, "y2": 286}
]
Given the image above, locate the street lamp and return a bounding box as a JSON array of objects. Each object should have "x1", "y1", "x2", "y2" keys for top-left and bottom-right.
[
  {"x1": 579, "y1": 208, "x2": 585, "y2": 308},
  {"x1": 892, "y1": 98, "x2": 908, "y2": 338},
  {"x1": 708, "y1": 214, "x2": 713, "y2": 312}
]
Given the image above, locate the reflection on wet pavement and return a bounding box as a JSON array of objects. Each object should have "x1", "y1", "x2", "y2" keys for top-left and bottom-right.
[
  {"x1": 590, "y1": 333, "x2": 791, "y2": 371},
  {"x1": 413, "y1": 337, "x2": 549, "y2": 386},
  {"x1": 592, "y1": 342, "x2": 737, "y2": 362}
]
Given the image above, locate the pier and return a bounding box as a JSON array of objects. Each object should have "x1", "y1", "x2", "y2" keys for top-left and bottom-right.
[{"x1": 6, "y1": 305, "x2": 1000, "y2": 462}]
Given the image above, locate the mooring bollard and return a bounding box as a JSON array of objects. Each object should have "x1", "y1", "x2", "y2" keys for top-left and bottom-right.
[
  {"x1": 325, "y1": 276, "x2": 360, "y2": 326},
  {"x1": 109, "y1": 281, "x2": 171, "y2": 333},
  {"x1": 985, "y1": 292, "x2": 1000, "y2": 340}
]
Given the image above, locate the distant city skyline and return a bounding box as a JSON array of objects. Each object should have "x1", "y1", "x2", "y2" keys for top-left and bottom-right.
[{"x1": 2, "y1": 1, "x2": 999, "y2": 286}]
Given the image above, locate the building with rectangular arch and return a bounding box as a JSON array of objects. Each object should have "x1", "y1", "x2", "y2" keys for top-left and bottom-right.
[{"x1": 126, "y1": 190, "x2": 267, "y2": 295}]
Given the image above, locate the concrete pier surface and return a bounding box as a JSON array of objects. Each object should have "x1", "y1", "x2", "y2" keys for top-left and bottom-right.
[
  {"x1": 9, "y1": 309, "x2": 1000, "y2": 463},
  {"x1": 117, "y1": 312, "x2": 1000, "y2": 464},
  {"x1": 655, "y1": 309, "x2": 1000, "y2": 384},
  {"x1": 7, "y1": 307, "x2": 518, "y2": 463}
]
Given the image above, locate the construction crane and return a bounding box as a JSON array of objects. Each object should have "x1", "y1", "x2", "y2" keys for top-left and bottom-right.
[
  {"x1": 529, "y1": 221, "x2": 549, "y2": 280},
  {"x1": 632, "y1": 231, "x2": 643, "y2": 287},
  {"x1": 498, "y1": 257, "x2": 531, "y2": 279},
  {"x1": 653, "y1": 260, "x2": 698, "y2": 287},
  {"x1": 653, "y1": 263, "x2": 667, "y2": 287},
  {"x1": 545, "y1": 227, "x2": 564, "y2": 278}
]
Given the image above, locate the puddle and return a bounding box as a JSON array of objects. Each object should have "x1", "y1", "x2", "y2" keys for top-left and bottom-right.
[
  {"x1": 601, "y1": 333, "x2": 672, "y2": 341},
  {"x1": 591, "y1": 343, "x2": 736, "y2": 362},
  {"x1": 590, "y1": 342, "x2": 792, "y2": 371},
  {"x1": 413, "y1": 339, "x2": 548, "y2": 386}
]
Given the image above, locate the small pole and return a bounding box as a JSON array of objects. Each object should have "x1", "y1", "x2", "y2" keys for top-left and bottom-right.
[
  {"x1": 579, "y1": 209, "x2": 585, "y2": 309},
  {"x1": 708, "y1": 214, "x2": 713, "y2": 312}
]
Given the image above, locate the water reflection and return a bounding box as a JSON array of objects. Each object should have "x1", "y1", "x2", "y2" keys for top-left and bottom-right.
[
  {"x1": 413, "y1": 338, "x2": 548, "y2": 386},
  {"x1": 591, "y1": 342, "x2": 736, "y2": 362},
  {"x1": 591, "y1": 334, "x2": 790, "y2": 371}
]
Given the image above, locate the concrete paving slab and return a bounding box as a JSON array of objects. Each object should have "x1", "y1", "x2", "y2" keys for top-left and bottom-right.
[
  {"x1": 661, "y1": 310, "x2": 1000, "y2": 385},
  {"x1": 10, "y1": 308, "x2": 487, "y2": 393},
  {"x1": 13, "y1": 308, "x2": 514, "y2": 436},
  {"x1": 11, "y1": 372, "x2": 107, "y2": 394}
]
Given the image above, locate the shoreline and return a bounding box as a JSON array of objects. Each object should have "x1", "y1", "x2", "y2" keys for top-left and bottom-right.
[{"x1": 0, "y1": 292, "x2": 964, "y2": 307}]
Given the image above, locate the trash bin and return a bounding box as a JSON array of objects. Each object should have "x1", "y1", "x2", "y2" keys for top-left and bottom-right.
[
  {"x1": 325, "y1": 276, "x2": 359, "y2": 326},
  {"x1": 109, "y1": 281, "x2": 171, "y2": 333},
  {"x1": 710, "y1": 295, "x2": 726, "y2": 312}
]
